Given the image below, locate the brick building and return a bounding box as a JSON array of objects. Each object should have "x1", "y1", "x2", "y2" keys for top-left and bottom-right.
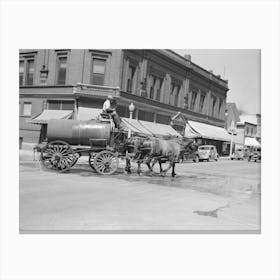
[{"x1": 19, "y1": 49, "x2": 230, "y2": 153}]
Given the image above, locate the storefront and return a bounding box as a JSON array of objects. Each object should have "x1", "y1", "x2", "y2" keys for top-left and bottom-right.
[{"x1": 184, "y1": 120, "x2": 231, "y2": 155}]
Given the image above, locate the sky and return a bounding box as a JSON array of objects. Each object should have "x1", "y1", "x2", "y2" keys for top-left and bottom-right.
[{"x1": 174, "y1": 49, "x2": 261, "y2": 115}]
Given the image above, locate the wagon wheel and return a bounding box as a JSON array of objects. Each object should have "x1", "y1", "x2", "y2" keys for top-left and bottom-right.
[
  {"x1": 40, "y1": 140, "x2": 75, "y2": 172},
  {"x1": 93, "y1": 150, "x2": 119, "y2": 175},
  {"x1": 88, "y1": 153, "x2": 96, "y2": 171}
]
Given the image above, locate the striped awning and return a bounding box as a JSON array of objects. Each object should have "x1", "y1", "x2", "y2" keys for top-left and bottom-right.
[
  {"x1": 185, "y1": 120, "x2": 231, "y2": 142},
  {"x1": 29, "y1": 110, "x2": 73, "y2": 124},
  {"x1": 244, "y1": 137, "x2": 261, "y2": 147}
]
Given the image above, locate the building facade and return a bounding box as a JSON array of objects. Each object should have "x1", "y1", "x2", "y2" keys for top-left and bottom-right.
[{"x1": 19, "y1": 49, "x2": 229, "y2": 151}]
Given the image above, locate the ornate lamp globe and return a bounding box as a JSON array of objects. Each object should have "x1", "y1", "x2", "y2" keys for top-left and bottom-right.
[{"x1": 129, "y1": 102, "x2": 135, "y2": 113}]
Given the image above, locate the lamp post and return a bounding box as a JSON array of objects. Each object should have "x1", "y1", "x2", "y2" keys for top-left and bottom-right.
[
  {"x1": 128, "y1": 102, "x2": 135, "y2": 138},
  {"x1": 225, "y1": 110, "x2": 233, "y2": 159}
]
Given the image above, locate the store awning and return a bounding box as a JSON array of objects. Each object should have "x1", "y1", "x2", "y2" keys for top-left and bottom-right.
[
  {"x1": 184, "y1": 122, "x2": 200, "y2": 138},
  {"x1": 122, "y1": 118, "x2": 181, "y2": 137},
  {"x1": 77, "y1": 107, "x2": 102, "y2": 120},
  {"x1": 29, "y1": 110, "x2": 73, "y2": 124},
  {"x1": 185, "y1": 120, "x2": 231, "y2": 142},
  {"x1": 244, "y1": 137, "x2": 261, "y2": 147}
]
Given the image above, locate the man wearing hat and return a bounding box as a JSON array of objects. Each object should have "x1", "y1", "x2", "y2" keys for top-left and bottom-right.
[
  {"x1": 102, "y1": 95, "x2": 121, "y2": 129},
  {"x1": 102, "y1": 95, "x2": 115, "y2": 113}
]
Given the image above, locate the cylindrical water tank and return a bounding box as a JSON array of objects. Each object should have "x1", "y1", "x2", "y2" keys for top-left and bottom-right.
[{"x1": 47, "y1": 119, "x2": 111, "y2": 146}]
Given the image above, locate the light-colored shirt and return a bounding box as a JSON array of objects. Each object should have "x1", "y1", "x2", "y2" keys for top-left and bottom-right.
[{"x1": 103, "y1": 99, "x2": 111, "y2": 111}]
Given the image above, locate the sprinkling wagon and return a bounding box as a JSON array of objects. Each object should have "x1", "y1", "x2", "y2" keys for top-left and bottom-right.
[{"x1": 39, "y1": 116, "x2": 128, "y2": 175}]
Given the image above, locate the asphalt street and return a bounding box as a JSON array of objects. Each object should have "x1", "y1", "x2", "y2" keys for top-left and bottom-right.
[{"x1": 19, "y1": 156, "x2": 261, "y2": 232}]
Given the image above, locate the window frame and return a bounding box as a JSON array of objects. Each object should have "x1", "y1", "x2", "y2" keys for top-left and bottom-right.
[
  {"x1": 127, "y1": 64, "x2": 136, "y2": 93},
  {"x1": 22, "y1": 102, "x2": 32, "y2": 117},
  {"x1": 199, "y1": 93, "x2": 206, "y2": 112},
  {"x1": 190, "y1": 90, "x2": 198, "y2": 110},
  {"x1": 56, "y1": 52, "x2": 69, "y2": 85},
  {"x1": 91, "y1": 55, "x2": 107, "y2": 86},
  {"x1": 47, "y1": 100, "x2": 75, "y2": 111},
  {"x1": 19, "y1": 53, "x2": 36, "y2": 86}
]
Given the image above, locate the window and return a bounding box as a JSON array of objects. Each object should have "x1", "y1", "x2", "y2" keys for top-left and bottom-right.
[
  {"x1": 169, "y1": 83, "x2": 176, "y2": 105},
  {"x1": 19, "y1": 60, "x2": 24, "y2": 86},
  {"x1": 23, "y1": 102, "x2": 32, "y2": 116},
  {"x1": 174, "y1": 85, "x2": 181, "y2": 107},
  {"x1": 218, "y1": 98, "x2": 223, "y2": 115},
  {"x1": 199, "y1": 93, "x2": 206, "y2": 112},
  {"x1": 57, "y1": 55, "x2": 68, "y2": 85},
  {"x1": 149, "y1": 76, "x2": 156, "y2": 99},
  {"x1": 156, "y1": 114, "x2": 170, "y2": 125},
  {"x1": 190, "y1": 90, "x2": 197, "y2": 110},
  {"x1": 48, "y1": 100, "x2": 74, "y2": 110},
  {"x1": 19, "y1": 54, "x2": 36, "y2": 86},
  {"x1": 127, "y1": 65, "x2": 136, "y2": 93},
  {"x1": 138, "y1": 110, "x2": 154, "y2": 122},
  {"x1": 26, "y1": 59, "x2": 35, "y2": 85},
  {"x1": 212, "y1": 96, "x2": 217, "y2": 116},
  {"x1": 155, "y1": 78, "x2": 163, "y2": 101},
  {"x1": 92, "y1": 58, "x2": 106, "y2": 85}
]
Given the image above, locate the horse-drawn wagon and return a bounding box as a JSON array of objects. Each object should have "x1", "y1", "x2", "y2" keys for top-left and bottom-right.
[
  {"x1": 37, "y1": 114, "x2": 194, "y2": 177},
  {"x1": 39, "y1": 116, "x2": 127, "y2": 175}
]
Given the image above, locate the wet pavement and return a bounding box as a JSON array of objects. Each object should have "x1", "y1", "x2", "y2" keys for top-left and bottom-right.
[{"x1": 19, "y1": 157, "x2": 261, "y2": 232}]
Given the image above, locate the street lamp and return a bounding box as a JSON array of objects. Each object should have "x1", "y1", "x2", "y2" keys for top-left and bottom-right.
[
  {"x1": 225, "y1": 109, "x2": 233, "y2": 159},
  {"x1": 128, "y1": 102, "x2": 135, "y2": 138}
]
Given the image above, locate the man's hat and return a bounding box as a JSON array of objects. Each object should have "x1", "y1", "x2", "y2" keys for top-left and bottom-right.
[{"x1": 108, "y1": 95, "x2": 113, "y2": 99}]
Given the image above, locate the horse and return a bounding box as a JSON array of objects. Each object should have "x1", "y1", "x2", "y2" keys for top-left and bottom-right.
[{"x1": 125, "y1": 136, "x2": 194, "y2": 177}]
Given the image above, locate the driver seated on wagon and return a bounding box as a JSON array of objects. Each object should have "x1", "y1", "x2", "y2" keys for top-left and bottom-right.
[{"x1": 101, "y1": 95, "x2": 122, "y2": 130}]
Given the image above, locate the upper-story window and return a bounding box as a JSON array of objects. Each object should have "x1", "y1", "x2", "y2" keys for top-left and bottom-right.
[
  {"x1": 199, "y1": 92, "x2": 206, "y2": 112},
  {"x1": 148, "y1": 75, "x2": 163, "y2": 101},
  {"x1": 26, "y1": 59, "x2": 35, "y2": 85},
  {"x1": 212, "y1": 96, "x2": 217, "y2": 116},
  {"x1": 174, "y1": 84, "x2": 181, "y2": 107},
  {"x1": 91, "y1": 58, "x2": 106, "y2": 85},
  {"x1": 155, "y1": 78, "x2": 163, "y2": 101},
  {"x1": 19, "y1": 61, "x2": 24, "y2": 86},
  {"x1": 218, "y1": 98, "x2": 223, "y2": 116},
  {"x1": 56, "y1": 54, "x2": 68, "y2": 85},
  {"x1": 190, "y1": 90, "x2": 197, "y2": 111},
  {"x1": 127, "y1": 65, "x2": 136, "y2": 93},
  {"x1": 19, "y1": 54, "x2": 36, "y2": 86},
  {"x1": 169, "y1": 82, "x2": 176, "y2": 105},
  {"x1": 148, "y1": 67, "x2": 165, "y2": 101}
]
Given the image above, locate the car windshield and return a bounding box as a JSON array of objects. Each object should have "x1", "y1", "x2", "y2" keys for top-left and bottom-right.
[{"x1": 199, "y1": 146, "x2": 210, "y2": 150}]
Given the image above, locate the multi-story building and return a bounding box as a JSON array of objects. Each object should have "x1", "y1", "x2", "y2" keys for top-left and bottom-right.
[{"x1": 19, "y1": 49, "x2": 229, "y2": 153}]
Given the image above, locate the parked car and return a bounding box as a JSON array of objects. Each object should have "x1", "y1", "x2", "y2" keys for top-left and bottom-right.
[
  {"x1": 197, "y1": 145, "x2": 219, "y2": 162},
  {"x1": 248, "y1": 147, "x2": 261, "y2": 162},
  {"x1": 231, "y1": 148, "x2": 248, "y2": 160}
]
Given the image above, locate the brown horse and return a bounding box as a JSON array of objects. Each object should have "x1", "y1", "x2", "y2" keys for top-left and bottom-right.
[{"x1": 125, "y1": 136, "x2": 194, "y2": 177}]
